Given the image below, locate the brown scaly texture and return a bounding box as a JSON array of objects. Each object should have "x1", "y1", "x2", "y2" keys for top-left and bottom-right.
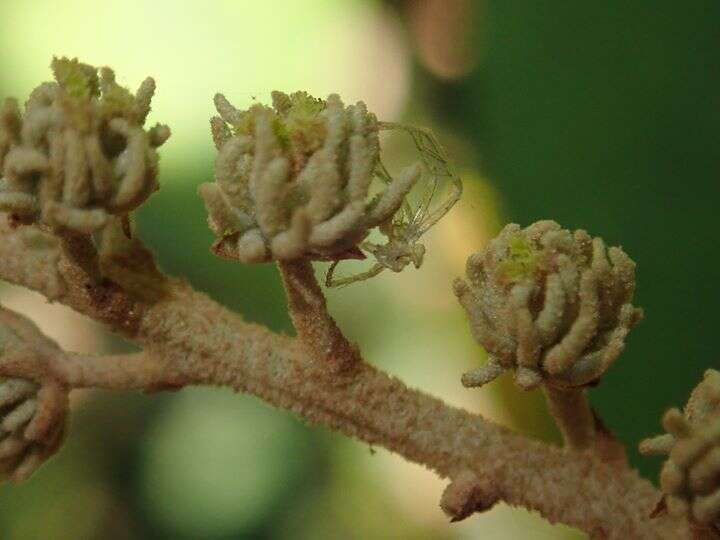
[{"x1": 0, "y1": 218, "x2": 704, "y2": 539}]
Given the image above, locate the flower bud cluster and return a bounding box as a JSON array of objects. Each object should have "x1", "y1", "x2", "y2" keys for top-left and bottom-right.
[
  {"x1": 640, "y1": 370, "x2": 720, "y2": 527},
  {"x1": 454, "y1": 221, "x2": 643, "y2": 390},
  {"x1": 0, "y1": 311, "x2": 68, "y2": 482},
  {"x1": 199, "y1": 91, "x2": 421, "y2": 263},
  {"x1": 0, "y1": 57, "x2": 170, "y2": 234}
]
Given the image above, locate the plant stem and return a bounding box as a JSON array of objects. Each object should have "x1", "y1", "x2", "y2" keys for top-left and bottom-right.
[
  {"x1": 276, "y1": 259, "x2": 360, "y2": 373},
  {"x1": 57, "y1": 232, "x2": 102, "y2": 283},
  {"x1": 0, "y1": 220, "x2": 703, "y2": 539},
  {"x1": 543, "y1": 385, "x2": 596, "y2": 451},
  {"x1": 59, "y1": 352, "x2": 174, "y2": 391}
]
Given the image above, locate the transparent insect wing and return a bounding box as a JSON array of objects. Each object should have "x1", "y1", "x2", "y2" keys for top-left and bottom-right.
[
  {"x1": 324, "y1": 122, "x2": 462, "y2": 287},
  {"x1": 389, "y1": 123, "x2": 463, "y2": 238}
]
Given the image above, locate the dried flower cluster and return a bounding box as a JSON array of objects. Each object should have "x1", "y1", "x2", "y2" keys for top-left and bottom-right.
[
  {"x1": 199, "y1": 90, "x2": 424, "y2": 265},
  {"x1": 0, "y1": 309, "x2": 68, "y2": 482},
  {"x1": 640, "y1": 370, "x2": 720, "y2": 528},
  {"x1": 454, "y1": 221, "x2": 643, "y2": 390},
  {"x1": 0, "y1": 57, "x2": 169, "y2": 235}
]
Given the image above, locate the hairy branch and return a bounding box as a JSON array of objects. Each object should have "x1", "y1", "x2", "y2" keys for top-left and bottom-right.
[
  {"x1": 276, "y1": 259, "x2": 360, "y2": 373},
  {"x1": 0, "y1": 219, "x2": 704, "y2": 539},
  {"x1": 543, "y1": 386, "x2": 596, "y2": 450},
  {"x1": 58, "y1": 352, "x2": 166, "y2": 391}
]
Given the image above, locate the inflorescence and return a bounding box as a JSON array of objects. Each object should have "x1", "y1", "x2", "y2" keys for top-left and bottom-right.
[
  {"x1": 640, "y1": 370, "x2": 720, "y2": 528},
  {"x1": 0, "y1": 57, "x2": 169, "y2": 236},
  {"x1": 455, "y1": 221, "x2": 643, "y2": 390},
  {"x1": 1, "y1": 58, "x2": 712, "y2": 539},
  {"x1": 0, "y1": 308, "x2": 68, "y2": 482},
  {"x1": 199, "y1": 91, "x2": 461, "y2": 286}
]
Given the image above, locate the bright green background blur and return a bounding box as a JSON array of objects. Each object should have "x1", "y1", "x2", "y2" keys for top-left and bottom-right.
[{"x1": 0, "y1": 1, "x2": 718, "y2": 539}]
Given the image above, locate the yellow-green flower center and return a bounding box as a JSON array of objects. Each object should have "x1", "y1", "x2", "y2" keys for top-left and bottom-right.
[{"x1": 498, "y1": 234, "x2": 539, "y2": 283}]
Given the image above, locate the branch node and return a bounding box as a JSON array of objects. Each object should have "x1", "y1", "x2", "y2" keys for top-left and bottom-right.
[{"x1": 440, "y1": 470, "x2": 500, "y2": 522}]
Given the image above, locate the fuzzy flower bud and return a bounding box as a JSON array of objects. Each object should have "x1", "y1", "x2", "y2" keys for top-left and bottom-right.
[
  {"x1": 0, "y1": 310, "x2": 68, "y2": 482},
  {"x1": 0, "y1": 57, "x2": 170, "y2": 234},
  {"x1": 454, "y1": 221, "x2": 643, "y2": 390},
  {"x1": 0, "y1": 377, "x2": 66, "y2": 482},
  {"x1": 199, "y1": 91, "x2": 421, "y2": 263},
  {"x1": 640, "y1": 370, "x2": 720, "y2": 527}
]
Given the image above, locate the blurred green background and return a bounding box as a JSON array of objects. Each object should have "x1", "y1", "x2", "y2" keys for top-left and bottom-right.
[{"x1": 0, "y1": 1, "x2": 718, "y2": 538}]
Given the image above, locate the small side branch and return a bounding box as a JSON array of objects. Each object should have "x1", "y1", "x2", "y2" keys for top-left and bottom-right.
[
  {"x1": 543, "y1": 385, "x2": 596, "y2": 451},
  {"x1": 277, "y1": 259, "x2": 360, "y2": 373}
]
